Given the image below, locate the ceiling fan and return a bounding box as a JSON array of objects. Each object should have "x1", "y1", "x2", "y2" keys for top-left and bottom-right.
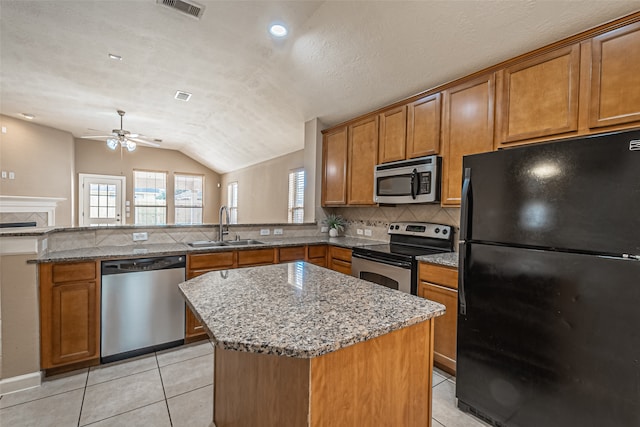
[{"x1": 80, "y1": 110, "x2": 160, "y2": 151}]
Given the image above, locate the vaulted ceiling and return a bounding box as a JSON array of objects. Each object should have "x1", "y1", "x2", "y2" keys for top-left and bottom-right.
[{"x1": 1, "y1": 1, "x2": 639, "y2": 173}]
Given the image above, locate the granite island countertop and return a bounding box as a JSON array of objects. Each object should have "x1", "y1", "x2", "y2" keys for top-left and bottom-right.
[{"x1": 178, "y1": 262, "x2": 446, "y2": 358}]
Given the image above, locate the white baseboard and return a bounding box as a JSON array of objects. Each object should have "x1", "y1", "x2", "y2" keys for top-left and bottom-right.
[{"x1": 0, "y1": 371, "x2": 42, "y2": 395}]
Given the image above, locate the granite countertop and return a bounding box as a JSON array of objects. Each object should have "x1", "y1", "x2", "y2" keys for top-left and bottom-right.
[
  {"x1": 179, "y1": 262, "x2": 446, "y2": 358},
  {"x1": 416, "y1": 251, "x2": 459, "y2": 268},
  {"x1": 29, "y1": 236, "x2": 384, "y2": 263}
]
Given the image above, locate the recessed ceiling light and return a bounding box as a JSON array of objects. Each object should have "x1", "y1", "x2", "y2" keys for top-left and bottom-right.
[
  {"x1": 108, "y1": 53, "x2": 122, "y2": 61},
  {"x1": 175, "y1": 90, "x2": 192, "y2": 101},
  {"x1": 269, "y1": 24, "x2": 288, "y2": 38},
  {"x1": 21, "y1": 113, "x2": 35, "y2": 120}
]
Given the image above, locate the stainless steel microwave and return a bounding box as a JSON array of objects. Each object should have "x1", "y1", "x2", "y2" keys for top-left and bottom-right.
[{"x1": 374, "y1": 156, "x2": 441, "y2": 204}]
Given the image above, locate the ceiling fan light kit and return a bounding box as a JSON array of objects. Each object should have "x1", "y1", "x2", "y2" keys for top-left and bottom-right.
[{"x1": 80, "y1": 109, "x2": 160, "y2": 152}]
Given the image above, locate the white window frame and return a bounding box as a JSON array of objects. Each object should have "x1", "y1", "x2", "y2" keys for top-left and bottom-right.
[
  {"x1": 288, "y1": 168, "x2": 305, "y2": 224},
  {"x1": 227, "y1": 181, "x2": 238, "y2": 224},
  {"x1": 174, "y1": 173, "x2": 204, "y2": 225},
  {"x1": 78, "y1": 173, "x2": 126, "y2": 226},
  {"x1": 133, "y1": 170, "x2": 168, "y2": 225}
]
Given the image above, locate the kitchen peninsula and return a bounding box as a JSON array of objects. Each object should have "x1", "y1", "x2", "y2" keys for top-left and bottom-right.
[{"x1": 179, "y1": 261, "x2": 445, "y2": 427}]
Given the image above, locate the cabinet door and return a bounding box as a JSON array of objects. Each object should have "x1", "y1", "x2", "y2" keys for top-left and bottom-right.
[
  {"x1": 322, "y1": 127, "x2": 348, "y2": 206},
  {"x1": 347, "y1": 116, "x2": 378, "y2": 205},
  {"x1": 590, "y1": 21, "x2": 640, "y2": 128},
  {"x1": 407, "y1": 93, "x2": 441, "y2": 158},
  {"x1": 497, "y1": 45, "x2": 580, "y2": 144},
  {"x1": 441, "y1": 74, "x2": 495, "y2": 206},
  {"x1": 279, "y1": 246, "x2": 306, "y2": 263},
  {"x1": 378, "y1": 106, "x2": 407, "y2": 163},
  {"x1": 186, "y1": 308, "x2": 207, "y2": 341},
  {"x1": 40, "y1": 262, "x2": 100, "y2": 369},
  {"x1": 237, "y1": 248, "x2": 276, "y2": 267},
  {"x1": 420, "y1": 281, "x2": 457, "y2": 375}
]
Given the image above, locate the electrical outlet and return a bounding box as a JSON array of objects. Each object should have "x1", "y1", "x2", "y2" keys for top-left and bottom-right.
[
  {"x1": 321, "y1": 226, "x2": 329, "y2": 233},
  {"x1": 132, "y1": 232, "x2": 148, "y2": 241},
  {"x1": 356, "y1": 228, "x2": 364, "y2": 235},
  {"x1": 41, "y1": 238, "x2": 48, "y2": 251},
  {"x1": 1, "y1": 171, "x2": 6, "y2": 179},
  {"x1": 273, "y1": 228, "x2": 283, "y2": 235},
  {"x1": 260, "y1": 229, "x2": 270, "y2": 236},
  {"x1": 364, "y1": 229, "x2": 373, "y2": 237},
  {"x1": 8, "y1": 171, "x2": 15, "y2": 180},
  {"x1": 1, "y1": 126, "x2": 6, "y2": 134}
]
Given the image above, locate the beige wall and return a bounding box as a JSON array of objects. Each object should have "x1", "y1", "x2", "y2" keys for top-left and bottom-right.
[
  {"x1": 75, "y1": 139, "x2": 221, "y2": 225},
  {"x1": 221, "y1": 150, "x2": 304, "y2": 224},
  {"x1": 0, "y1": 115, "x2": 75, "y2": 226}
]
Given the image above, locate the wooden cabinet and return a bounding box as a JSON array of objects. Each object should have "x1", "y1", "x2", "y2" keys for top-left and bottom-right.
[
  {"x1": 279, "y1": 246, "x2": 306, "y2": 263},
  {"x1": 441, "y1": 74, "x2": 495, "y2": 206},
  {"x1": 496, "y1": 44, "x2": 580, "y2": 145},
  {"x1": 347, "y1": 116, "x2": 379, "y2": 205},
  {"x1": 589, "y1": 21, "x2": 640, "y2": 129},
  {"x1": 321, "y1": 127, "x2": 349, "y2": 206},
  {"x1": 237, "y1": 248, "x2": 276, "y2": 267},
  {"x1": 39, "y1": 261, "x2": 101, "y2": 370},
  {"x1": 328, "y1": 246, "x2": 352, "y2": 275},
  {"x1": 378, "y1": 106, "x2": 407, "y2": 163},
  {"x1": 305, "y1": 244, "x2": 327, "y2": 267},
  {"x1": 407, "y1": 93, "x2": 441, "y2": 158},
  {"x1": 418, "y1": 262, "x2": 458, "y2": 375}
]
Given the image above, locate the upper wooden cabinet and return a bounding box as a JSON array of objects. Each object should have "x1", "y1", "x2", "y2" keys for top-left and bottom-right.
[
  {"x1": 40, "y1": 261, "x2": 101, "y2": 370},
  {"x1": 347, "y1": 116, "x2": 378, "y2": 205},
  {"x1": 496, "y1": 44, "x2": 581, "y2": 145},
  {"x1": 378, "y1": 106, "x2": 407, "y2": 163},
  {"x1": 407, "y1": 93, "x2": 441, "y2": 158},
  {"x1": 441, "y1": 74, "x2": 496, "y2": 206},
  {"x1": 321, "y1": 127, "x2": 348, "y2": 206},
  {"x1": 589, "y1": 21, "x2": 640, "y2": 129}
]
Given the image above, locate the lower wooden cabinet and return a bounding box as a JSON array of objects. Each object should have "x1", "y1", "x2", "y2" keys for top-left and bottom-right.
[
  {"x1": 418, "y1": 262, "x2": 458, "y2": 375},
  {"x1": 39, "y1": 261, "x2": 101, "y2": 370},
  {"x1": 328, "y1": 246, "x2": 352, "y2": 275},
  {"x1": 306, "y1": 244, "x2": 327, "y2": 267}
]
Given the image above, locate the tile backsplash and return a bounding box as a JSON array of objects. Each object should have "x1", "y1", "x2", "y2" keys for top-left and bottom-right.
[{"x1": 0, "y1": 212, "x2": 48, "y2": 227}]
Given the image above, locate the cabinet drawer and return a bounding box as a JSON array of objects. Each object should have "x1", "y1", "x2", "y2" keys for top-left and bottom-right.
[
  {"x1": 188, "y1": 252, "x2": 235, "y2": 271},
  {"x1": 52, "y1": 261, "x2": 97, "y2": 283},
  {"x1": 279, "y1": 246, "x2": 306, "y2": 262},
  {"x1": 237, "y1": 248, "x2": 276, "y2": 266},
  {"x1": 331, "y1": 259, "x2": 352, "y2": 275},
  {"x1": 307, "y1": 245, "x2": 327, "y2": 259},
  {"x1": 419, "y1": 263, "x2": 458, "y2": 289},
  {"x1": 329, "y1": 246, "x2": 352, "y2": 263},
  {"x1": 307, "y1": 257, "x2": 327, "y2": 268}
]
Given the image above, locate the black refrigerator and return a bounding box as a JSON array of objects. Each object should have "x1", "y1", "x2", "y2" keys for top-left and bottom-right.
[{"x1": 456, "y1": 129, "x2": 640, "y2": 427}]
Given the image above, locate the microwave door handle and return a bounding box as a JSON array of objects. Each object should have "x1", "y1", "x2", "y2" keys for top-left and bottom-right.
[{"x1": 410, "y1": 169, "x2": 418, "y2": 199}]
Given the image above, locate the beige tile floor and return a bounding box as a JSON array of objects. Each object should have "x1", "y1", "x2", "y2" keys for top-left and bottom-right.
[{"x1": 0, "y1": 340, "x2": 487, "y2": 426}]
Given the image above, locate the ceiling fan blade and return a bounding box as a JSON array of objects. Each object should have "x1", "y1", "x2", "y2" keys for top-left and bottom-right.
[
  {"x1": 80, "y1": 135, "x2": 114, "y2": 139},
  {"x1": 128, "y1": 137, "x2": 160, "y2": 147}
]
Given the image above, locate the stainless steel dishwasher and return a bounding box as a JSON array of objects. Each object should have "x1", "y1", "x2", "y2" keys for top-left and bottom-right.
[{"x1": 101, "y1": 255, "x2": 186, "y2": 363}]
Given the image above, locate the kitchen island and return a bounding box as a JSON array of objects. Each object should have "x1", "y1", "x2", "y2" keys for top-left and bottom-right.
[{"x1": 179, "y1": 261, "x2": 445, "y2": 427}]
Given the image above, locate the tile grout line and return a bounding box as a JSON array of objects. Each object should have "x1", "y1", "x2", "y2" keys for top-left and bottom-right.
[
  {"x1": 155, "y1": 351, "x2": 174, "y2": 427},
  {"x1": 77, "y1": 369, "x2": 90, "y2": 427}
]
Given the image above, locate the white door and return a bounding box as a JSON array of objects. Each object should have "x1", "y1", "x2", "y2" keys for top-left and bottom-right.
[{"x1": 79, "y1": 174, "x2": 126, "y2": 226}]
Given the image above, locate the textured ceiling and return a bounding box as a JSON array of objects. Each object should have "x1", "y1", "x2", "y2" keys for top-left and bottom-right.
[{"x1": 1, "y1": 1, "x2": 639, "y2": 173}]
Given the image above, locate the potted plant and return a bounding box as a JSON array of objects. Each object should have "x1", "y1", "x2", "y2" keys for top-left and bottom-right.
[{"x1": 323, "y1": 214, "x2": 346, "y2": 237}]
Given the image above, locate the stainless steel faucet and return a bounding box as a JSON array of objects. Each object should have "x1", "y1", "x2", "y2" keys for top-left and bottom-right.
[{"x1": 218, "y1": 205, "x2": 230, "y2": 242}]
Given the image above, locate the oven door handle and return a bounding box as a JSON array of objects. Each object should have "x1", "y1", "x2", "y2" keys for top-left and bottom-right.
[{"x1": 352, "y1": 253, "x2": 412, "y2": 269}]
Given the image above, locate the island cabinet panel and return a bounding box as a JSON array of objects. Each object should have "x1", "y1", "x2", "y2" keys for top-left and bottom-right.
[
  {"x1": 419, "y1": 262, "x2": 459, "y2": 375},
  {"x1": 321, "y1": 127, "x2": 348, "y2": 206},
  {"x1": 378, "y1": 105, "x2": 407, "y2": 163},
  {"x1": 278, "y1": 246, "x2": 306, "y2": 263},
  {"x1": 496, "y1": 44, "x2": 581, "y2": 145},
  {"x1": 347, "y1": 116, "x2": 379, "y2": 205},
  {"x1": 406, "y1": 93, "x2": 442, "y2": 158},
  {"x1": 310, "y1": 320, "x2": 433, "y2": 426},
  {"x1": 305, "y1": 244, "x2": 327, "y2": 267},
  {"x1": 237, "y1": 248, "x2": 276, "y2": 267},
  {"x1": 328, "y1": 246, "x2": 352, "y2": 275},
  {"x1": 40, "y1": 261, "x2": 101, "y2": 370},
  {"x1": 589, "y1": 21, "x2": 640, "y2": 129},
  {"x1": 441, "y1": 74, "x2": 495, "y2": 207}
]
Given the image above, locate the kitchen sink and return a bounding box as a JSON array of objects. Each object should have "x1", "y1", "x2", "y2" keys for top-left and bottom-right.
[
  {"x1": 187, "y1": 240, "x2": 228, "y2": 248},
  {"x1": 223, "y1": 239, "x2": 265, "y2": 246}
]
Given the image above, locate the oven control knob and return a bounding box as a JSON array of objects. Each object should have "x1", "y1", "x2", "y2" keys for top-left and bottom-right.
[
  {"x1": 434, "y1": 228, "x2": 440, "y2": 233},
  {"x1": 442, "y1": 229, "x2": 448, "y2": 235},
  {"x1": 394, "y1": 225, "x2": 400, "y2": 230}
]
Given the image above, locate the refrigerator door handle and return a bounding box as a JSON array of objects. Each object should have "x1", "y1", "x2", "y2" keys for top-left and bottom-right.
[
  {"x1": 459, "y1": 243, "x2": 468, "y2": 315},
  {"x1": 460, "y1": 167, "x2": 472, "y2": 241}
]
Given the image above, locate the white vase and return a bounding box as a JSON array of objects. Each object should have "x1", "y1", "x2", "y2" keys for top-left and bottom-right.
[{"x1": 329, "y1": 228, "x2": 338, "y2": 237}]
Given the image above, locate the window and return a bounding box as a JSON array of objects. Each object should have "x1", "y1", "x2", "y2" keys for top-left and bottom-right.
[
  {"x1": 175, "y1": 174, "x2": 204, "y2": 224},
  {"x1": 134, "y1": 170, "x2": 167, "y2": 225},
  {"x1": 227, "y1": 182, "x2": 238, "y2": 224},
  {"x1": 288, "y1": 169, "x2": 304, "y2": 224}
]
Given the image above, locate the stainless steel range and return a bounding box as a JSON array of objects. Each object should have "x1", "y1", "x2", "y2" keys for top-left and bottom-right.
[{"x1": 351, "y1": 222, "x2": 455, "y2": 295}]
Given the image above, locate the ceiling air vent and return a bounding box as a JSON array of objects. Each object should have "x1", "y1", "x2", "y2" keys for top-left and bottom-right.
[
  {"x1": 157, "y1": 0, "x2": 205, "y2": 19},
  {"x1": 175, "y1": 90, "x2": 192, "y2": 101}
]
